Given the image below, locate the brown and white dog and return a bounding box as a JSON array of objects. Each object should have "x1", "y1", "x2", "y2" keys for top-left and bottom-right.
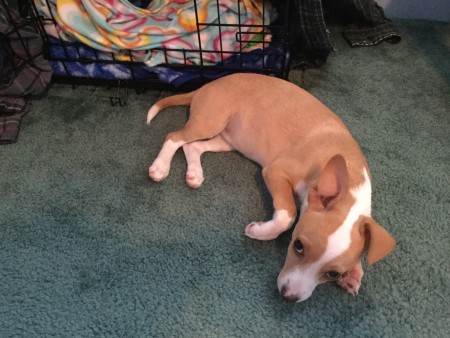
[{"x1": 146, "y1": 73, "x2": 396, "y2": 302}]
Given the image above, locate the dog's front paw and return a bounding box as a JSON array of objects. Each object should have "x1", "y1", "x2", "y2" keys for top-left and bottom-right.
[
  {"x1": 245, "y1": 221, "x2": 279, "y2": 241},
  {"x1": 185, "y1": 167, "x2": 204, "y2": 189},
  {"x1": 148, "y1": 159, "x2": 170, "y2": 182},
  {"x1": 337, "y1": 261, "x2": 364, "y2": 296}
]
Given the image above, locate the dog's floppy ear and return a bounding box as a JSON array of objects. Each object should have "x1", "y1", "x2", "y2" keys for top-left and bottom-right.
[
  {"x1": 308, "y1": 154, "x2": 349, "y2": 210},
  {"x1": 360, "y1": 216, "x2": 396, "y2": 265}
]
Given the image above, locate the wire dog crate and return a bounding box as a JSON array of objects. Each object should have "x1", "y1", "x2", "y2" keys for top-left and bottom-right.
[{"x1": 26, "y1": 0, "x2": 292, "y2": 95}]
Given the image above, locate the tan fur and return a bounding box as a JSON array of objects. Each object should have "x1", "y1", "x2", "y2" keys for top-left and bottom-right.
[
  {"x1": 147, "y1": 91, "x2": 196, "y2": 124},
  {"x1": 146, "y1": 73, "x2": 395, "y2": 301}
]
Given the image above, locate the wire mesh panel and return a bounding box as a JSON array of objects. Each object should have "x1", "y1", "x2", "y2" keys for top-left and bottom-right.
[{"x1": 27, "y1": 0, "x2": 291, "y2": 90}]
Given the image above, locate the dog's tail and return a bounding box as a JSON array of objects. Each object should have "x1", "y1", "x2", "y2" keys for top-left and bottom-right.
[{"x1": 146, "y1": 91, "x2": 196, "y2": 124}]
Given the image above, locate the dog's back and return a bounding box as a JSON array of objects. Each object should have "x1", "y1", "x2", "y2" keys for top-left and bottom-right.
[{"x1": 148, "y1": 73, "x2": 356, "y2": 167}]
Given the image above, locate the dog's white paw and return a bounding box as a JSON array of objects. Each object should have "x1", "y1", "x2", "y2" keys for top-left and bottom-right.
[
  {"x1": 337, "y1": 262, "x2": 364, "y2": 296},
  {"x1": 245, "y1": 221, "x2": 279, "y2": 241},
  {"x1": 185, "y1": 168, "x2": 204, "y2": 189},
  {"x1": 148, "y1": 159, "x2": 170, "y2": 182}
]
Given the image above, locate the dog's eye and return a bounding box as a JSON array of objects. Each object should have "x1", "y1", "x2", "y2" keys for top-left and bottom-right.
[
  {"x1": 293, "y1": 239, "x2": 304, "y2": 254},
  {"x1": 326, "y1": 271, "x2": 341, "y2": 280}
]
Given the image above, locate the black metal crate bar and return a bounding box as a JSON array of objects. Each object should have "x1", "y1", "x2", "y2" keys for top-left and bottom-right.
[{"x1": 27, "y1": 0, "x2": 292, "y2": 90}]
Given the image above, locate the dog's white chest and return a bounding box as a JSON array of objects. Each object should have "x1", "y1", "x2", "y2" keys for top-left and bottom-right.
[{"x1": 295, "y1": 181, "x2": 309, "y2": 214}]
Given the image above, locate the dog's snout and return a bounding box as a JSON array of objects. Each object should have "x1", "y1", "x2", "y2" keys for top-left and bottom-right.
[{"x1": 280, "y1": 285, "x2": 300, "y2": 302}]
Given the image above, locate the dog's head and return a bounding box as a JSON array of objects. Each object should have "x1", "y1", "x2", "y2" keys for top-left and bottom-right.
[{"x1": 278, "y1": 155, "x2": 396, "y2": 302}]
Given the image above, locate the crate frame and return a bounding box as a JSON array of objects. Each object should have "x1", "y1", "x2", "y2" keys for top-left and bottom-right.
[{"x1": 27, "y1": 0, "x2": 292, "y2": 92}]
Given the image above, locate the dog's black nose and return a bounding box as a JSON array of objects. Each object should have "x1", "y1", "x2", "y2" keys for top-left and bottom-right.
[{"x1": 280, "y1": 285, "x2": 299, "y2": 302}]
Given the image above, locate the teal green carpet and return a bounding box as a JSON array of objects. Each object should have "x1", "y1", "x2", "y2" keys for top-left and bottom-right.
[{"x1": 1, "y1": 20, "x2": 449, "y2": 336}]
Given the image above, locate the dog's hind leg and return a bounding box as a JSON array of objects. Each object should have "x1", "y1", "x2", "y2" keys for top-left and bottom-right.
[
  {"x1": 149, "y1": 135, "x2": 185, "y2": 182},
  {"x1": 182, "y1": 135, "x2": 234, "y2": 189},
  {"x1": 149, "y1": 111, "x2": 230, "y2": 182}
]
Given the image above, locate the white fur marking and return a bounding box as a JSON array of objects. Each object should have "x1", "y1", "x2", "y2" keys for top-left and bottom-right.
[
  {"x1": 147, "y1": 102, "x2": 161, "y2": 124},
  {"x1": 245, "y1": 209, "x2": 294, "y2": 240},
  {"x1": 274, "y1": 209, "x2": 293, "y2": 227},
  {"x1": 295, "y1": 181, "x2": 309, "y2": 214},
  {"x1": 319, "y1": 168, "x2": 372, "y2": 264},
  {"x1": 149, "y1": 139, "x2": 185, "y2": 181}
]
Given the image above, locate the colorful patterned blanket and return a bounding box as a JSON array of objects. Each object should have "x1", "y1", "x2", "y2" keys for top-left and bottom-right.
[
  {"x1": 34, "y1": 0, "x2": 273, "y2": 66},
  {"x1": 48, "y1": 36, "x2": 288, "y2": 86}
]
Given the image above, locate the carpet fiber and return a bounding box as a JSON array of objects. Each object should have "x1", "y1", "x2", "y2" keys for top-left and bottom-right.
[{"x1": 1, "y1": 20, "x2": 449, "y2": 336}]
